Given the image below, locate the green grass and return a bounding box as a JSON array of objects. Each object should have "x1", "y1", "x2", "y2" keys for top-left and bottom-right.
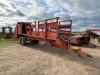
[{"x1": 0, "y1": 38, "x2": 17, "y2": 45}]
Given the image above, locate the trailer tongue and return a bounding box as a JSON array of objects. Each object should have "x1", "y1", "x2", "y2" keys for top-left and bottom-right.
[
  {"x1": 16, "y1": 17, "x2": 92, "y2": 58},
  {"x1": 54, "y1": 34, "x2": 92, "y2": 58}
]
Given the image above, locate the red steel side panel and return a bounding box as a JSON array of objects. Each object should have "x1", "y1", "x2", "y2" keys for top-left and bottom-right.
[
  {"x1": 38, "y1": 32, "x2": 45, "y2": 38},
  {"x1": 47, "y1": 32, "x2": 57, "y2": 40},
  {"x1": 17, "y1": 24, "x2": 22, "y2": 36}
]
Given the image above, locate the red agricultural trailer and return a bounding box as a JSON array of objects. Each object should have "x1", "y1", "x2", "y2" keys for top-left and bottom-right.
[{"x1": 15, "y1": 17, "x2": 92, "y2": 58}]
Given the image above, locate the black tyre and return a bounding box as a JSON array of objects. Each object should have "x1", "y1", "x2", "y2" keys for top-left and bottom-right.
[
  {"x1": 19, "y1": 37, "x2": 22, "y2": 44},
  {"x1": 19, "y1": 37, "x2": 26, "y2": 45}
]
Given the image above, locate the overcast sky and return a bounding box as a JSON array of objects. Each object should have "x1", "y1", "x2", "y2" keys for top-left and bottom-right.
[{"x1": 0, "y1": 0, "x2": 100, "y2": 31}]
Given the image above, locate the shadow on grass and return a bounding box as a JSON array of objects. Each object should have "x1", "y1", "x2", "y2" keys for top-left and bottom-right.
[
  {"x1": 23, "y1": 43, "x2": 100, "y2": 70},
  {"x1": 72, "y1": 44, "x2": 100, "y2": 50}
]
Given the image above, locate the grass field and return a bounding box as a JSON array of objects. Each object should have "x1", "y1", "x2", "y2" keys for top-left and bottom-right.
[
  {"x1": 0, "y1": 38, "x2": 17, "y2": 45},
  {"x1": 0, "y1": 38, "x2": 100, "y2": 75}
]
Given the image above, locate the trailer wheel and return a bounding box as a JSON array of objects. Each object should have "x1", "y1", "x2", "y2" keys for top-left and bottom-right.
[
  {"x1": 19, "y1": 37, "x2": 22, "y2": 44},
  {"x1": 19, "y1": 37, "x2": 26, "y2": 45}
]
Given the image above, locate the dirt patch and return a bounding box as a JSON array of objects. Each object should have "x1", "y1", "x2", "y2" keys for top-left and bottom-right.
[{"x1": 0, "y1": 43, "x2": 100, "y2": 75}]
